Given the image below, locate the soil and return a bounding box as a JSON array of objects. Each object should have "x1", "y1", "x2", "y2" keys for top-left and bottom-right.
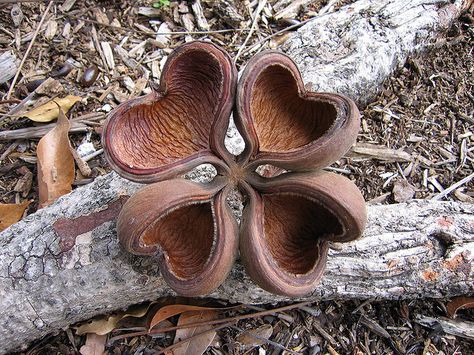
[{"x1": 0, "y1": 0, "x2": 473, "y2": 354}]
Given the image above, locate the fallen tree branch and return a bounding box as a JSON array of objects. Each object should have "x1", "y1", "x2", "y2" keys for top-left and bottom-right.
[
  {"x1": 282, "y1": 0, "x2": 472, "y2": 106},
  {"x1": 0, "y1": 172, "x2": 473, "y2": 353}
]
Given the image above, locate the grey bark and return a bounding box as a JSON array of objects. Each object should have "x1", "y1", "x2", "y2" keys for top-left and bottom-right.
[
  {"x1": 282, "y1": 0, "x2": 471, "y2": 106},
  {"x1": 1, "y1": 0, "x2": 472, "y2": 352}
]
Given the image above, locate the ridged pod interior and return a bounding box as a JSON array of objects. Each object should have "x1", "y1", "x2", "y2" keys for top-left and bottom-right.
[
  {"x1": 263, "y1": 193, "x2": 343, "y2": 274},
  {"x1": 103, "y1": 41, "x2": 236, "y2": 182},
  {"x1": 141, "y1": 202, "x2": 215, "y2": 279},
  {"x1": 110, "y1": 51, "x2": 221, "y2": 168},
  {"x1": 236, "y1": 50, "x2": 360, "y2": 171},
  {"x1": 240, "y1": 171, "x2": 366, "y2": 296},
  {"x1": 117, "y1": 179, "x2": 239, "y2": 296},
  {"x1": 251, "y1": 65, "x2": 337, "y2": 152}
]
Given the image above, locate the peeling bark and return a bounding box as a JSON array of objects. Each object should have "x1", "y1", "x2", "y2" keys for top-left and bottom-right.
[{"x1": 0, "y1": 0, "x2": 472, "y2": 352}]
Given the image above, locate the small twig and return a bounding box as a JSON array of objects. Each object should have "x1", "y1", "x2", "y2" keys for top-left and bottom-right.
[
  {"x1": 0, "y1": 99, "x2": 21, "y2": 105},
  {"x1": 243, "y1": 16, "x2": 314, "y2": 55},
  {"x1": 234, "y1": 0, "x2": 267, "y2": 62},
  {"x1": 244, "y1": 0, "x2": 342, "y2": 56},
  {"x1": 70, "y1": 146, "x2": 92, "y2": 177},
  {"x1": 0, "y1": 140, "x2": 20, "y2": 162},
  {"x1": 432, "y1": 172, "x2": 474, "y2": 201},
  {"x1": 82, "y1": 148, "x2": 103, "y2": 162},
  {"x1": 0, "y1": 121, "x2": 88, "y2": 140},
  {"x1": 6, "y1": 0, "x2": 54, "y2": 99}
]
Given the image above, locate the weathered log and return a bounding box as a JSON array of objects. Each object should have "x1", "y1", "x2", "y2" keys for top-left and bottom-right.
[
  {"x1": 1, "y1": 0, "x2": 473, "y2": 352},
  {"x1": 283, "y1": 0, "x2": 473, "y2": 106},
  {"x1": 0, "y1": 172, "x2": 473, "y2": 354}
]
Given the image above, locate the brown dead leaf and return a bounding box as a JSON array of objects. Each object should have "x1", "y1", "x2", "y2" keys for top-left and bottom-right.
[
  {"x1": 447, "y1": 297, "x2": 474, "y2": 318},
  {"x1": 0, "y1": 200, "x2": 30, "y2": 232},
  {"x1": 149, "y1": 304, "x2": 229, "y2": 330},
  {"x1": 24, "y1": 95, "x2": 81, "y2": 122},
  {"x1": 236, "y1": 324, "x2": 273, "y2": 347},
  {"x1": 76, "y1": 303, "x2": 152, "y2": 335},
  {"x1": 173, "y1": 310, "x2": 219, "y2": 355},
  {"x1": 79, "y1": 333, "x2": 106, "y2": 355},
  {"x1": 37, "y1": 108, "x2": 75, "y2": 208}
]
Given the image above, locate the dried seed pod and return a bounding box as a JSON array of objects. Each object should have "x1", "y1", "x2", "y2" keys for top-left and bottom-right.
[
  {"x1": 80, "y1": 65, "x2": 99, "y2": 87},
  {"x1": 104, "y1": 42, "x2": 367, "y2": 297},
  {"x1": 102, "y1": 41, "x2": 237, "y2": 183},
  {"x1": 117, "y1": 178, "x2": 239, "y2": 296},
  {"x1": 235, "y1": 50, "x2": 360, "y2": 172},
  {"x1": 241, "y1": 171, "x2": 367, "y2": 296}
]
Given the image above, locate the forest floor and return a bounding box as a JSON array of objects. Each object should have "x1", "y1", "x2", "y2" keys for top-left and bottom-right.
[{"x1": 0, "y1": 0, "x2": 473, "y2": 354}]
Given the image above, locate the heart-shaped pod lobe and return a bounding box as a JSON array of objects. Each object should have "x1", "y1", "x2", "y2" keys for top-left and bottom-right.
[
  {"x1": 103, "y1": 41, "x2": 237, "y2": 183},
  {"x1": 235, "y1": 51, "x2": 360, "y2": 171},
  {"x1": 117, "y1": 178, "x2": 238, "y2": 296},
  {"x1": 240, "y1": 171, "x2": 366, "y2": 296}
]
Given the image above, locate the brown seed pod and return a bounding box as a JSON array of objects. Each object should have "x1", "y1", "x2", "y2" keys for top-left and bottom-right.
[
  {"x1": 102, "y1": 41, "x2": 237, "y2": 183},
  {"x1": 104, "y1": 42, "x2": 367, "y2": 297},
  {"x1": 117, "y1": 178, "x2": 239, "y2": 296},
  {"x1": 80, "y1": 65, "x2": 99, "y2": 87},
  {"x1": 235, "y1": 50, "x2": 360, "y2": 172}
]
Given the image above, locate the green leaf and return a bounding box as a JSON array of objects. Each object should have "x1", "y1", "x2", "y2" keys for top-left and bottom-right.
[{"x1": 153, "y1": 0, "x2": 170, "y2": 8}]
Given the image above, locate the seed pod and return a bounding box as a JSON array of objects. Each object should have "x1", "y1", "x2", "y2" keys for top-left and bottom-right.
[{"x1": 80, "y1": 65, "x2": 99, "y2": 87}]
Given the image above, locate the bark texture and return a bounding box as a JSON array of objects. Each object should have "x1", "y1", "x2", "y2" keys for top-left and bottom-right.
[
  {"x1": 1, "y1": 0, "x2": 472, "y2": 352},
  {"x1": 283, "y1": 0, "x2": 470, "y2": 106}
]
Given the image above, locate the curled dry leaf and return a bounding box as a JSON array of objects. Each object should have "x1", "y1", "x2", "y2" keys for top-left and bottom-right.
[
  {"x1": 236, "y1": 324, "x2": 273, "y2": 347},
  {"x1": 0, "y1": 200, "x2": 30, "y2": 232},
  {"x1": 173, "y1": 310, "x2": 219, "y2": 355},
  {"x1": 76, "y1": 303, "x2": 152, "y2": 335},
  {"x1": 24, "y1": 95, "x2": 81, "y2": 122},
  {"x1": 149, "y1": 304, "x2": 230, "y2": 330},
  {"x1": 447, "y1": 296, "x2": 474, "y2": 318},
  {"x1": 37, "y1": 108, "x2": 75, "y2": 208},
  {"x1": 79, "y1": 333, "x2": 106, "y2": 355}
]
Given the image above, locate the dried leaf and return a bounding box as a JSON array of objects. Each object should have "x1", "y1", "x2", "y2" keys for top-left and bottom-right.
[
  {"x1": 24, "y1": 95, "x2": 81, "y2": 123},
  {"x1": 37, "y1": 108, "x2": 75, "y2": 208},
  {"x1": 79, "y1": 333, "x2": 106, "y2": 355},
  {"x1": 76, "y1": 303, "x2": 152, "y2": 335},
  {"x1": 0, "y1": 200, "x2": 30, "y2": 232},
  {"x1": 149, "y1": 304, "x2": 223, "y2": 330},
  {"x1": 173, "y1": 310, "x2": 219, "y2": 355},
  {"x1": 447, "y1": 296, "x2": 474, "y2": 318},
  {"x1": 236, "y1": 324, "x2": 273, "y2": 347}
]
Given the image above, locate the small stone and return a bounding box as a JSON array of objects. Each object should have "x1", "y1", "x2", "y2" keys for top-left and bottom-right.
[{"x1": 392, "y1": 180, "x2": 416, "y2": 203}]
